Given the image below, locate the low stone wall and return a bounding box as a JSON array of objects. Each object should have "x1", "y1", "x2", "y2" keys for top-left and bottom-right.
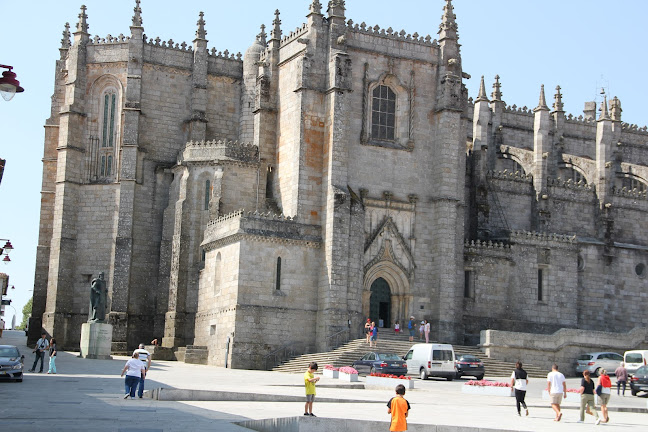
[{"x1": 480, "y1": 327, "x2": 648, "y2": 376}]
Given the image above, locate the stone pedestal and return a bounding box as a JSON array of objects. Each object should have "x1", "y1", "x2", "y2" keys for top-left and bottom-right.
[{"x1": 80, "y1": 322, "x2": 113, "y2": 359}]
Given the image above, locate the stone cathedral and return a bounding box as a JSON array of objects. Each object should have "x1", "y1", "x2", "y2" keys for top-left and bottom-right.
[{"x1": 32, "y1": 0, "x2": 648, "y2": 369}]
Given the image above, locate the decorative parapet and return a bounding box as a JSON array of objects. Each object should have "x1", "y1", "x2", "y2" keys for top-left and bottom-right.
[
  {"x1": 503, "y1": 104, "x2": 533, "y2": 115},
  {"x1": 487, "y1": 169, "x2": 532, "y2": 183},
  {"x1": 546, "y1": 177, "x2": 593, "y2": 191},
  {"x1": 178, "y1": 140, "x2": 259, "y2": 164},
  {"x1": 611, "y1": 185, "x2": 647, "y2": 200},
  {"x1": 464, "y1": 239, "x2": 512, "y2": 261},
  {"x1": 203, "y1": 210, "x2": 322, "y2": 250},
  {"x1": 564, "y1": 113, "x2": 596, "y2": 124},
  {"x1": 143, "y1": 35, "x2": 193, "y2": 51},
  {"x1": 280, "y1": 23, "x2": 308, "y2": 47},
  {"x1": 89, "y1": 33, "x2": 131, "y2": 44},
  {"x1": 207, "y1": 48, "x2": 243, "y2": 61},
  {"x1": 346, "y1": 19, "x2": 437, "y2": 47},
  {"x1": 510, "y1": 230, "x2": 577, "y2": 246},
  {"x1": 621, "y1": 122, "x2": 648, "y2": 134}
]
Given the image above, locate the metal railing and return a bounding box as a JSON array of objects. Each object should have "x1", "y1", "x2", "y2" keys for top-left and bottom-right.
[
  {"x1": 326, "y1": 328, "x2": 351, "y2": 351},
  {"x1": 263, "y1": 344, "x2": 298, "y2": 371}
]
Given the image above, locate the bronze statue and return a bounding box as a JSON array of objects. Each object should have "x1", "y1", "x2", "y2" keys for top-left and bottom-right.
[{"x1": 89, "y1": 272, "x2": 107, "y2": 322}]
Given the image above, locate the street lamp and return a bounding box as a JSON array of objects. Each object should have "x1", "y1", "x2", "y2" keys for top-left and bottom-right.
[
  {"x1": 0, "y1": 239, "x2": 13, "y2": 264},
  {"x1": 0, "y1": 65, "x2": 24, "y2": 101}
]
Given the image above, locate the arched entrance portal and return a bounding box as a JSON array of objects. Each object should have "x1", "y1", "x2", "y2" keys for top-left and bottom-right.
[{"x1": 370, "y1": 277, "x2": 391, "y2": 328}]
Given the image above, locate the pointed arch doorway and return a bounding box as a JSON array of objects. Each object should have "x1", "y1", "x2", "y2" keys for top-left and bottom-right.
[{"x1": 370, "y1": 277, "x2": 391, "y2": 328}]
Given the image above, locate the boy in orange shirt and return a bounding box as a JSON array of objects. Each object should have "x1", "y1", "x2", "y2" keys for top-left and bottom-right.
[{"x1": 387, "y1": 384, "x2": 410, "y2": 431}]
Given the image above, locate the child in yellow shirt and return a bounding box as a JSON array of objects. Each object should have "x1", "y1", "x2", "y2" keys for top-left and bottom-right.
[{"x1": 304, "y1": 362, "x2": 320, "y2": 416}]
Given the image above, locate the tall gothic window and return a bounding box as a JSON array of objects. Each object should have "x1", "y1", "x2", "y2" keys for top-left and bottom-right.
[
  {"x1": 98, "y1": 90, "x2": 117, "y2": 179},
  {"x1": 275, "y1": 257, "x2": 282, "y2": 291},
  {"x1": 371, "y1": 85, "x2": 396, "y2": 141},
  {"x1": 204, "y1": 180, "x2": 211, "y2": 210}
]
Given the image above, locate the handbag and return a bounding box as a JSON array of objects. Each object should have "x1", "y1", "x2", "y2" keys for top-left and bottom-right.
[{"x1": 595, "y1": 384, "x2": 602, "y2": 396}]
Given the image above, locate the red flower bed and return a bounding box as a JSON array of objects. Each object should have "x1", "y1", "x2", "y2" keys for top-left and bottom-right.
[
  {"x1": 369, "y1": 373, "x2": 411, "y2": 380},
  {"x1": 465, "y1": 379, "x2": 511, "y2": 387},
  {"x1": 324, "y1": 364, "x2": 339, "y2": 371}
]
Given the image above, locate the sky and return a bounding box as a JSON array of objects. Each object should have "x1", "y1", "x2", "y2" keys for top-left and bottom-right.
[{"x1": 1, "y1": 0, "x2": 647, "y2": 327}]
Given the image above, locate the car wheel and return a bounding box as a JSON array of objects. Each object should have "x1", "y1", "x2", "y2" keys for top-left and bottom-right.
[
  {"x1": 16, "y1": 378, "x2": 23, "y2": 382},
  {"x1": 631, "y1": 389, "x2": 637, "y2": 396},
  {"x1": 420, "y1": 369, "x2": 428, "y2": 380},
  {"x1": 476, "y1": 375, "x2": 484, "y2": 380},
  {"x1": 446, "y1": 376, "x2": 454, "y2": 381},
  {"x1": 593, "y1": 368, "x2": 601, "y2": 377}
]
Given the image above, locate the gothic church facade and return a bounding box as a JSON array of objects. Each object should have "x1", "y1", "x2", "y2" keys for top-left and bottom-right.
[{"x1": 32, "y1": 0, "x2": 648, "y2": 368}]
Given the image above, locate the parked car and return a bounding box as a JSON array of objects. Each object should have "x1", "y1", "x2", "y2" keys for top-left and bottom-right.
[
  {"x1": 624, "y1": 350, "x2": 648, "y2": 374},
  {"x1": 630, "y1": 365, "x2": 648, "y2": 396},
  {"x1": 352, "y1": 352, "x2": 408, "y2": 376},
  {"x1": 0, "y1": 345, "x2": 24, "y2": 382},
  {"x1": 455, "y1": 354, "x2": 484, "y2": 380},
  {"x1": 575, "y1": 352, "x2": 623, "y2": 376},
  {"x1": 404, "y1": 343, "x2": 456, "y2": 380}
]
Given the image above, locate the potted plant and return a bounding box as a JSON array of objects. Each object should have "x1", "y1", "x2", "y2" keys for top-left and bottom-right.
[
  {"x1": 323, "y1": 364, "x2": 339, "y2": 379},
  {"x1": 365, "y1": 373, "x2": 414, "y2": 389},
  {"x1": 338, "y1": 366, "x2": 359, "y2": 382},
  {"x1": 461, "y1": 379, "x2": 514, "y2": 397}
]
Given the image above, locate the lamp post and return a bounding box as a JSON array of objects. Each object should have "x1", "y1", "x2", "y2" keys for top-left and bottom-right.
[
  {"x1": 0, "y1": 239, "x2": 13, "y2": 264},
  {"x1": 0, "y1": 65, "x2": 24, "y2": 101}
]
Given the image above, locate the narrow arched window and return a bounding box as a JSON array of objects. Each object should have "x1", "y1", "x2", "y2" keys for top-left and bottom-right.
[
  {"x1": 371, "y1": 85, "x2": 396, "y2": 140},
  {"x1": 275, "y1": 257, "x2": 282, "y2": 290},
  {"x1": 204, "y1": 179, "x2": 211, "y2": 210},
  {"x1": 102, "y1": 92, "x2": 117, "y2": 148}
]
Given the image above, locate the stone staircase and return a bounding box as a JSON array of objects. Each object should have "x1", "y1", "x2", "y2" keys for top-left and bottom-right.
[
  {"x1": 184, "y1": 345, "x2": 208, "y2": 364},
  {"x1": 272, "y1": 332, "x2": 547, "y2": 378}
]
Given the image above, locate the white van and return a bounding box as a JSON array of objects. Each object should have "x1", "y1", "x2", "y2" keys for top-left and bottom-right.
[
  {"x1": 624, "y1": 350, "x2": 648, "y2": 374},
  {"x1": 404, "y1": 343, "x2": 456, "y2": 380}
]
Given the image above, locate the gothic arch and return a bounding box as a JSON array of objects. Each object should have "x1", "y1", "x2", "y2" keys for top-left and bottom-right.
[{"x1": 363, "y1": 259, "x2": 411, "y2": 327}]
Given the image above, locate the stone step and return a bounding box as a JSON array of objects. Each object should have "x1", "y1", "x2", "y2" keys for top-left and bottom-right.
[
  {"x1": 174, "y1": 347, "x2": 186, "y2": 363},
  {"x1": 184, "y1": 346, "x2": 209, "y2": 365}
]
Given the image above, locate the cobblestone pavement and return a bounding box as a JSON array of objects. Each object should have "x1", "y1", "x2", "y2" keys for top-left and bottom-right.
[{"x1": 1, "y1": 330, "x2": 645, "y2": 431}]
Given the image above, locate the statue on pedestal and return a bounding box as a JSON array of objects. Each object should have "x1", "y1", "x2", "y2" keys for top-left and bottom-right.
[{"x1": 89, "y1": 272, "x2": 107, "y2": 323}]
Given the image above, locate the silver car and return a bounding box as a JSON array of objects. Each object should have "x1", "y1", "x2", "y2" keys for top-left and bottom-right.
[
  {"x1": 0, "y1": 345, "x2": 25, "y2": 382},
  {"x1": 575, "y1": 352, "x2": 623, "y2": 376}
]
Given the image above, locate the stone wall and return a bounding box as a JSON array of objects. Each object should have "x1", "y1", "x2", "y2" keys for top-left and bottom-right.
[{"x1": 481, "y1": 327, "x2": 648, "y2": 375}]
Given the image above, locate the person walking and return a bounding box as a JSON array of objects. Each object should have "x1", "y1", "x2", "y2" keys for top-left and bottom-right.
[
  {"x1": 424, "y1": 320, "x2": 430, "y2": 344},
  {"x1": 510, "y1": 361, "x2": 529, "y2": 416},
  {"x1": 598, "y1": 369, "x2": 612, "y2": 423},
  {"x1": 387, "y1": 384, "x2": 410, "y2": 432},
  {"x1": 0, "y1": 317, "x2": 5, "y2": 337},
  {"x1": 304, "y1": 362, "x2": 319, "y2": 416},
  {"x1": 29, "y1": 332, "x2": 49, "y2": 373},
  {"x1": 578, "y1": 370, "x2": 600, "y2": 424},
  {"x1": 615, "y1": 362, "x2": 628, "y2": 396},
  {"x1": 47, "y1": 337, "x2": 57, "y2": 374},
  {"x1": 546, "y1": 363, "x2": 567, "y2": 422},
  {"x1": 133, "y1": 343, "x2": 151, "y2": 399},
  {"x1": 407, "y1": 317, "x2": 415, "y2": 342},
  {"x1": 121, "y1": 352, "x2": 146, "y2": 399},
  {"x1": 418, "y1": 321, "x2": 424, "y2": 340},
  {"x1": 370, "y1": 322, "x2": 379, "y2": 348},
  {"x1": 364, "y1": 319, "x2": 372, "y2": 344}
]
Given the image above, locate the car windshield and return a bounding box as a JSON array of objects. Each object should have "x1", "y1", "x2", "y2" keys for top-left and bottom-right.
[
  {"x1": 626, "y1": 354, "x2": 643, "y2": 363},
  {"x1": 0, "y1": 347, "x2": 20, "y2": 357},
  {"x1": 378, "y1": 353, "x2": 402, "y2": 361},
  {"x1": 636, "y1": 365, "x2": 648, "y2": 375},
  {"x1": 461, "y1": 356, "x2": 480, "y2": 362},
  {"x1": 611, "y1": 354, "x2": 623, "y2": 361},
  {"x1": 578, "y1": 354, "x2": 593, "y2": 361}
]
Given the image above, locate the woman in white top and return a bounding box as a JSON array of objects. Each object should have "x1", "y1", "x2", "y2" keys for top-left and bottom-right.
[
  {"x1": 121, "y1": 352, "x2": 146, "y2": 399},
  {"x1": 510, "y1": 361, "x2": 529, "y2": 416}
]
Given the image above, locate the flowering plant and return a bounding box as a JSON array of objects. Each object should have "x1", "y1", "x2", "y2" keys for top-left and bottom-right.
[
  {"x1": 369, "y1": 373, "x2": 411, "y2": 380},
  {"x1": 338, "y1": 366, "x2": 358, "y2": 375},
  {"x1": 324, "y1": 364, "x2": 339, "y2": 371},
  {"x1": 465, "y1": 379, "x2": 511, "y2": 387},
  {"x1": 566, "y1": 388, "x2": 580, "y2": 393}
]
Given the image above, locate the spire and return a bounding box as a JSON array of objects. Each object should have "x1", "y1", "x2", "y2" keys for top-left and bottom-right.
[
  {"x1": 132, "y1": 0, "x2": 143, "y2": 27},
  {"x1": 438, "y1": 0, "x2": 458, "y2": 41},
  {"x1": 195, "y1": 12, "x2": 207, "y2": 40},
  {"x1": 327, "y1": 0, "x2": 346, "y2": 19},
  {"x1": 75, "y1": 5, "x2": 89, "y2": 34},
  {"x1": 552, "y1": 85, "x2": 564, "y2": 112},
  {"x1": 61, "y1": 22, "x2": 71, "y2": 50},
  {"x1": 309, "y1": 0, "x2": 322, "y2": 15},
  {"x1": 270, "y1": 9, "x2": 281, "y2": 41},
  {"x1": 598, "y1": 94, "x2": 610, "y2": 121},
  {"x1": 256, "y1": 24, "x2": 267, "y2": 45},
  {"x1": 475, "y1": 75, "x2": 489, "y2": 102},
  {"x1": 610, "y1": 96, "x2": 622, "y2": 121},
  {"x1": 491, "y1": 75, "x2": 502, "y2": 102},
  {"x1": 534, "y1": 85, "x2": 549, "y2": 112}
]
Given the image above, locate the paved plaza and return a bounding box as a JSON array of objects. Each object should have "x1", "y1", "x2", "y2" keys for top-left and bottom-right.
[{"x1": 1, "y1": 330, "x2": 646, "y2": 431}]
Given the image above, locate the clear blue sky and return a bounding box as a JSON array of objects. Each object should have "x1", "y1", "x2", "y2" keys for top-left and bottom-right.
[{"x1": 2, "y1": 0, "x2": 647, "y2": 327}]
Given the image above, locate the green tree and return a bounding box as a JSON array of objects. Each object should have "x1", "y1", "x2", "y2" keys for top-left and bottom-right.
[{"x1": 17, "y1": 297, "x2": 32, "y2": 330}]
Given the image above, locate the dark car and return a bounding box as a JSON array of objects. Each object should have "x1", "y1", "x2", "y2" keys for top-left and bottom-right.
[
  {"x1": 352, "y1": 352, "x2": 408, "y2": 376},
  {"x1": 455, "y1": 354, "x2": 484, "y2": 380},
  {"x1": 630, "y1": 365, "x2": 648, "y2": 396},
  {"x1": 0, "y1": 345, "x2": 24, "y2": 382}
]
